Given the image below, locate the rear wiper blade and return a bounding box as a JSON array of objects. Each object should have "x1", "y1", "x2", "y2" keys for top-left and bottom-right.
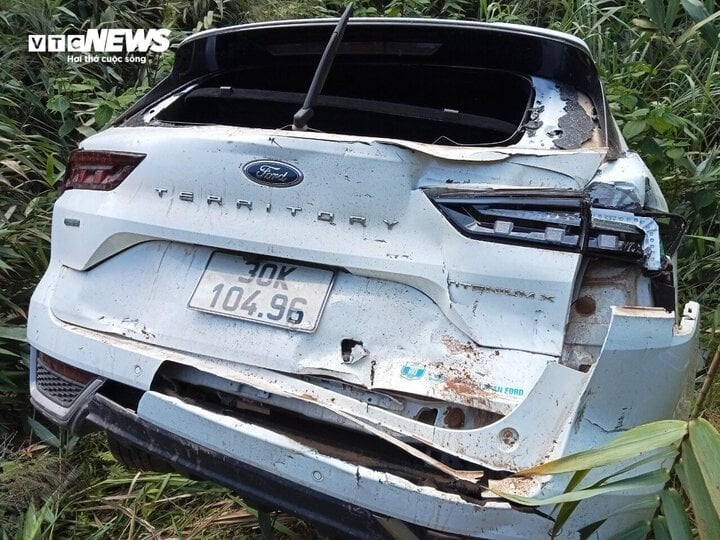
[{"x1": 292, "y1": 3, "x2": 353, "y2": 131}]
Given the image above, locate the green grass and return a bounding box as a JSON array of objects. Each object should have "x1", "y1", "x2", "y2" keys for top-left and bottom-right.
[
  {"x1": 1, "y1": 0, "x2": 719, "y2": 537},
  {"x1": 1, "y1": 433, "x2": 315, "y2": 539}
]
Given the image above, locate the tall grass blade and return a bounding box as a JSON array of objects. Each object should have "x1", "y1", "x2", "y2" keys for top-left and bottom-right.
[
  {"x1": 27, "y1": 417, "x2": 60, "y2": 449},
  {"x1": 0, "y1": 327, "x2": 27, "y2": 342},
  {"x1": 552, "y1": 469, "x2": 590, "y2": 535},
  {"x1": 676, "y1": 440, "x2": 720, "y2": 539},
  {"x1": 677, "y1": 10, "x2": 720, "y2": 45},
  {"x1": 552, "y1": 445, "x2": 675, "y2": 536},
  {"x1": 646, "y1": 0, "x2": 668, "y2": 32},
  {"x1": 257, "y1": 511, "x2": 274, "y2": 540},
  {"x1": 652, "y1": 516, "x2": 672, "y2": 540},
  {"x1": 687, "y1": 418, "x2": 720, "y2": 515},
  {"x1": 609, "y1": 520, "x2": 652, "y2": 539},
  {"x1": 518, "y1": 420, "x2": 687, "y2": 475},
  {"x1": 665, "y1": 0, "x2": 681, "y2": 30},
  {"x1": 680, "y1": 0, "x2": 719, "y2": 46},
  {"x1": 576, "y1": 496, "x2": 660, "y2": 539},
  {"x1": 492, "y1": 469, "x2": 669, "y2": 506},
  {"x1": 660, "y1": 488, "x2": 693, "y2": 540}
]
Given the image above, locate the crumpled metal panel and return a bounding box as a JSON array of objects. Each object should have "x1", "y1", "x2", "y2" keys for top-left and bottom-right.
[
  {"x1": 137, "y1": 391, "x2": 555, "y2": 538},
  {"x1": 49, "y1": 240, "x2": 560, "y2": 418},
  {"x1": 572, "y1": 302, "x2": 699, "y2": 436}
]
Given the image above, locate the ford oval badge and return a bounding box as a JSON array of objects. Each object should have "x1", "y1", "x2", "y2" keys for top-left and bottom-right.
[{"x1": 243, "y1": 160, "x2": 303, "y2": 187}]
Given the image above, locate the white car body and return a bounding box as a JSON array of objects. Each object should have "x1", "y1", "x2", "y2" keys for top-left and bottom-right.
[{"x1": 28, "y1": 18, "x2": 699, "y2": 539}]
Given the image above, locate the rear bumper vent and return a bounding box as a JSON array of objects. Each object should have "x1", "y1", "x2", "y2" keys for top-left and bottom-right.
[{"x1": 36, "y1": 362, "x2": 88, "y2": 407}]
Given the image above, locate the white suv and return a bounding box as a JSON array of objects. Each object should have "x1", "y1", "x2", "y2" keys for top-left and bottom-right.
[{"x1": 28, "y1": 16, "x2": 699, "y2": 539}]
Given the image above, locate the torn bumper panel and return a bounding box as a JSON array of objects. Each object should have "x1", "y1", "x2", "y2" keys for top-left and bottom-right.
[
  {"x1": 29, "y1": 259, "x2": 699, "y2": 478},
  {"x1": 106, "y1": 391, "x2": 552, "y2": 538}
]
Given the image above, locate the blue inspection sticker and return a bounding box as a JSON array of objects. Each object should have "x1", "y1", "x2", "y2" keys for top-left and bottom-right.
[{"x1": 400, "y1": 364, "x2": 426, "y2": 380}]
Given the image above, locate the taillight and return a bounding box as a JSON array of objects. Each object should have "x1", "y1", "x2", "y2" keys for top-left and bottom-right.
[
  {"x1": 430, "y1": 190, "x2": 686, "y2": 271},
  {"x1": 432, "y1": 193, "x2": 586, "y2": 249},
  {"x1": 37, "y1": 351, "x2": 95, "y2": 385},
  {"x1": 61, "y1": 150, "x2": 145, "y2": 193}
]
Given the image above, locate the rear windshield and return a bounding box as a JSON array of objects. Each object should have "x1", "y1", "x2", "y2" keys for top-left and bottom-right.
[{"x1": 154, "y1": 62, "x2": 533, "y2": 146}]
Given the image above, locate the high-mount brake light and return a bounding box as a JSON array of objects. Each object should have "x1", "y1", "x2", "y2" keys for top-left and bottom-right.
[
  {"x1": 430, "y1": 191, "x2": 686, "y2": 271},
  {"x1": 61, "y1": 150, "x2": 146, "y2": 193}
]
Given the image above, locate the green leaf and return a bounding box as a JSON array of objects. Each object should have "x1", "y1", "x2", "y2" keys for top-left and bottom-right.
[
  {"x1": 554, "y1": 447, "x2": 673, "y2": 531},
  {"x1": 681, "y1": 0, "x2": 711, "y2": 21},
  {"x1": 666, "y1": 147, "x2": 685, "y2": 159},
  {"x1": 257, "y1": 510, "x2": 273, "y2": 540},
  {"x1": 620, "y1": 94, "x2": 639, "y2": 109},
  {"x1": 27, "y1": 417, "x2": 60, "y2": 449},
  {"x1": 518, "y1": 420, "x2": 687, "y2": 475},
  {"x1": 44, "y1": 154, "x2": 55, "y2": 185},
  {"x1": 691, "y1": 189, "x2": 716, "y2": 210},
  {"x1": 76, "y1": 125, "x2": 97, "y2": 138},
  {"x1": 623, "y1": 119, "x2": 648, "y2": 139},
  {"x1": 19, "y1": 498, "x2": 57, "y2": 540},
  {"x1": 58, "y1": 119, "x2": 76, "y2": 138},
  {"x1": 647, "y1": 115, "x2": 673, "y2": 134},
  {"x1": 0, "y1": 326, "x2": 27, "y2": 342},
  {"x1": 652, "y1": 516, "x2": 672, "y2": 540},
  {"x1": 688, "y1": 419, "x2": 720, "y2": 516},
  {"x1": 661, "y1": 488, "x2": 693, "y2": 540},
  {"x1": 579, "y1": 520, "x2": 605, "y2": 539},
  {"x1": 492, "y1": 469, "x2": 669, "y2": 506},
  {"x1": 613, "y1": 520, "x2": 652, "y2": 540},
  {"x1": 552, "y1": 469, "x2": 591, "y2": 535},
  {"x1": 46, "y1": 95, "x2": 70, "y2": 114},
  {"x1": 94, "y1": 104, "x2": 113, "y2": 128},
  {"x1": 0, "y1": 346, "x2": 21, "y2": 358},
  {"x1": 21, "y1": 502, "x2": 42, "y2": 540},
  {"x1": 665, "y1": 0, "x2": 681, "y2": 29},
  {"x1": 578, "y1": 495, "x2": 659, "y2": 539},
  {"x1": 645, "y1": 0, "x2": 667, "y2": 31},
  {"x1": 677, "y1": 440, "x2": 720, "y2": 539},
  {"x1": 632, "y1": 17, "x2": 658, "y2": 29},
  {"x1": 680, "y1": 0, "x2": 719, "y2": 46}
]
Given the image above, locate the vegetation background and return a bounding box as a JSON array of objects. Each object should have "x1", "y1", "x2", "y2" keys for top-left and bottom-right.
[{"x1": 0, "y1": 0, "x2": 718, "y2": 538}]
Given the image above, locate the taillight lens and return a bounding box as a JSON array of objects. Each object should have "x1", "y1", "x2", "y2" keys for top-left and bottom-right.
[
  {"x1": 432, "y1": 193, "x2": 586, "y2": 249},
  {"x1": 37, "y1": 351, "x2": 95, "y2": 385},
  {"x1": 430, "y1": 191, "x2": 686, "y2": 271},
  {"x1": 61, "y1": 150, "x2": 145, "y2": 193}
]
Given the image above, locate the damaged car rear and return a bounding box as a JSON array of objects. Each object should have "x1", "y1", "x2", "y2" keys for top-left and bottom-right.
[{"x1": 27, "y1": 15, "x2": 699, "y2": 539}]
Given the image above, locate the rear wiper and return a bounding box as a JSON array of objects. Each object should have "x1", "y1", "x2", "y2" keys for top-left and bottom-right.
[{"x1": 292, "y1": 3, "x2": 353, "y2": 131}]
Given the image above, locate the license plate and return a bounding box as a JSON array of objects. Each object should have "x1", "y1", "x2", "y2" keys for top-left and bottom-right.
[{"x1": 189, "y1": 252, "x2": 335, "y2": 332}]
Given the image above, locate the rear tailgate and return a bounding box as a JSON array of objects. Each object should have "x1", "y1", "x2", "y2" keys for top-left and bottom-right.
[{"x1": 51, "y1": 126, "x2": 594, "y2": 357}]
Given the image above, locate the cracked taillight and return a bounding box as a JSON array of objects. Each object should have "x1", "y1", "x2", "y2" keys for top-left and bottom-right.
[
  {"x1": 61, "y1": 150, "x2": 145, "y2": 193},
  {"x1": 430, "y1": 191, "x2": 686, "y2": 271},
  {"x1": 432, "y1": 193, "x2": 586, "y2": 250}
]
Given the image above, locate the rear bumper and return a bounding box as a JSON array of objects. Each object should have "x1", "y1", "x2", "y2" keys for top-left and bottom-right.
[
  {"x1": 28, "y1": 257, "x2": 701, "y2": 538},
  {"x1": 30, "y1": 370, "x2": 553, "y2": 539},
  {"x1": 86, "y1": 393, "x2": 394, "y2": 540}
]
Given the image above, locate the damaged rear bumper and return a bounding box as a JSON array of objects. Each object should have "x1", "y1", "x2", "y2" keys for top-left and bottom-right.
[
  {"x1": 28, "y1": 267, "x2": 701, "y2": 537},
  {"x1": 80, "y1": 391, "x2": 553, "y2": 539},
  {"x1": 86, "y1": 393, "x2": 392, "y2": 539}
]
